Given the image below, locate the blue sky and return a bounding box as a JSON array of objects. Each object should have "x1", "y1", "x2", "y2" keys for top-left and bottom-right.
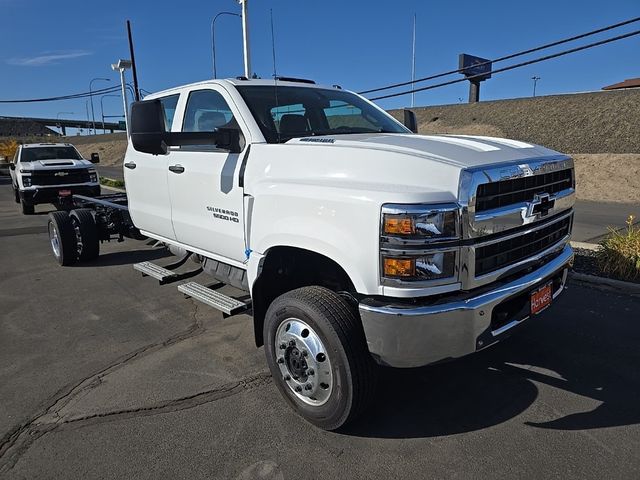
[{"x1": 1, "y1": 0, "x2": 639, "y2": 124}]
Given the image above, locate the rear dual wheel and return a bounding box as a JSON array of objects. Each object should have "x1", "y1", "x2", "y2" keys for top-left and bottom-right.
[
  {"x1": 47, "y1": 209, "x2": 99, "y2": 266},
  {"x1": 264, "y1": 286, "x2": 377, "y2": 431}
]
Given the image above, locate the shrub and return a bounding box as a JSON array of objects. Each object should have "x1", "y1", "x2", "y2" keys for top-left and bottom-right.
[
  {"x1": 100, "y1": 177, "x2": 126, "y2": 189},
  {"x1": 597, "y1": 215, "x2": 640, "y2": 282}
]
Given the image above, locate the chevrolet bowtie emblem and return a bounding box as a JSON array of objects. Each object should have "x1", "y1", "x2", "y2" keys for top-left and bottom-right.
[
  {"x1": 526, "y1": 193, "x2": 555, "y2": 218},
  {"x1": 54, "y1": 171, "x2": 69, "y2": 177}
]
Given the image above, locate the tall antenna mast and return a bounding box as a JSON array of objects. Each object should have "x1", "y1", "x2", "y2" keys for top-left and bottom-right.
[
  {"x1": 411, "y1": 13, "x2": 416, "y2": 108},
  {"x1": 238, "y1": 0, "x2": 252, "y2": 78}
]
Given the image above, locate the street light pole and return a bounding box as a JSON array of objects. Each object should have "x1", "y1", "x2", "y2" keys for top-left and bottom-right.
[
  {"x1": 56, "y1": 111, "x2": 74, "y2": 135},
  {"x1": 111, "y1": 60, "x2": 133, "y2": 137},
  {"x1": 211, "y1": 11, "x2": 241, "y2": 78},
  {"x1": 85, "y1": 100, "x2": 90, "y2": 136},
  {"x1": 532, "y1": 76, "x2": 541, "y2": 97},
  {"x1": 89, "y1": 77, "x2": 111, "y2": 135},
  {"x1": 100, "y1": 95, "x2": 121, "y2": 133},
  {"x1": 238, "y1": 0, "x2": 252, "y2": 79}
]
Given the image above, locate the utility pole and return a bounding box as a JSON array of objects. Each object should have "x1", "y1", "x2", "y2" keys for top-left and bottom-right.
[
  {"x1": 238, "y1": 0, "x2": 252, "y2": 78},
  {"x1": 532, "y1": 76, "x2": 541, "y2": 97},
  {"x1": 411, "y1": 14, "x2": 416, "y2": 108}
]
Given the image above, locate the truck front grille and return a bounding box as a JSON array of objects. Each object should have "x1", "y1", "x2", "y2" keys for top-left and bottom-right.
[
  {"x1": 475, "y1": 215, "x2": 572, "y2": 276},
  {"x1": 31, "y1": 169, "x2": 91, "y2": 186},
  {"x1": 475, "y1": 169, "x2": 573, "y2": 212}
]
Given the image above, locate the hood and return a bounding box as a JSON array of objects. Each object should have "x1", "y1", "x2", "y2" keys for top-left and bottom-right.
[
  {"x1": 286, "y1": 133, "x2": 563, "y2": 169},
  {"x1": 21, "y1": 159, "x2": 92, "y2": 170}
]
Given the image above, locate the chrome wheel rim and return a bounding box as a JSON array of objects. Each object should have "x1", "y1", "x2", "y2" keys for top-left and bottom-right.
[
  {"x1": 49, "y1": 223, "x2": 61, "y2": 258},
  {"x1": 274, "y1": 318, "x2": 333, "y2": 406}
]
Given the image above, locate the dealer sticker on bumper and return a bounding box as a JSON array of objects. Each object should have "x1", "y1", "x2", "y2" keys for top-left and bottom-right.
[{"x1": 531, "y1": 281, "x2": 553, "y2": 315}]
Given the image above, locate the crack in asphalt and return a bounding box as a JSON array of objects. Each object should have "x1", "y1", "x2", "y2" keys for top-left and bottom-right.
[{"x1": 0, "y1": 302, "x2": 271, "y2": 473}]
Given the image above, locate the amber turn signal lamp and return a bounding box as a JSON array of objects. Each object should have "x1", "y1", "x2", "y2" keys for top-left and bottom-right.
[
  {"x1": 384, "y1": 216, "x2": 414, "y2": 235},
  {"x1": 383, "y1": 258, "x2": 415, "y2": 277}
]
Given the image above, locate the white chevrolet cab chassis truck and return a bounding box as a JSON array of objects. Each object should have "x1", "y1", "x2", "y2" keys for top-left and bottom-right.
[{"x1": 46, "y1": 77, "x2": 575, "y2": 430}]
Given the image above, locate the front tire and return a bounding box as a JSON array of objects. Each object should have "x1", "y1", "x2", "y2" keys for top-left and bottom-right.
[
  {"x1": 69, "y1": 209, "x2": 100, "y2": 261},
  {"x1": 13, "y1": 186, "x2": 20, "y2": 204},
  {"x1": 48, "y1": 211, "x2": 78, "y2": 266},
  {"x1": 264, "y1": 286, "x2": 376, "y2": 430}
]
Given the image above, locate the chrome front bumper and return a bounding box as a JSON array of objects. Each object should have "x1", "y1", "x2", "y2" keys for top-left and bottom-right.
[{"x1": 359, "y1": 244, "x2": 573, "y2": 368}]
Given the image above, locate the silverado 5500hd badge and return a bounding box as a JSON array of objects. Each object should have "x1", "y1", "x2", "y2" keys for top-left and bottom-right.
[{"x1": 207, "y1": 206, "x2": 240, "y2": 223}]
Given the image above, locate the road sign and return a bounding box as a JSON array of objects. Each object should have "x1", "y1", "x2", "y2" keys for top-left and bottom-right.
[{"x1": 458, "y1": 54, "x2": 492, "y2": 80}]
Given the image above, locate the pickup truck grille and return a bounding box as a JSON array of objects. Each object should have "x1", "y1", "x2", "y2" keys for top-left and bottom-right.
[
  {"x1": 475, "y1": 215, "x2": 572, "y2": 276},
  {"x1": 30, "y1": 169, "x2": 91, "y2": 186},
  {"x1": 475, "y1": 169, "x2": 573, "y2": 212}
]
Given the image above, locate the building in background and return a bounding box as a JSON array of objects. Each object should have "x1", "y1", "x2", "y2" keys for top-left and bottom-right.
[{"x1": 602, "y1": 78, "x2": 640, "y2": 90}]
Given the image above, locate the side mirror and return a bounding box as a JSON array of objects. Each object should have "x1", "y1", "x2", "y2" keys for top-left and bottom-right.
[
  {"x1": 403, "y1": 109, "x2": 418, "y2": 134},
  {"x1": 90, "y1": 152, "x2": 100, "y2": 163},
  {"x1": 9, "y1": 163, "x2": 15, "y2": 171},
  {"x1": 130, "y1": 99, "x2": 242, "y2": 155}
]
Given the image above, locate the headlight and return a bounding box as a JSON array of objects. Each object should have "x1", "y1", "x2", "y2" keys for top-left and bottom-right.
[
  {"x1": 382, "y1": 204, "x2": 458, "y2": 242},
  {"x1": 89, "y1": 171, "x2": 98, "y2": 182},
  {"x1": 22, "y1": 175, "x2": 32, "y2": 187},
  {"x1": 380, "y1": 203, "x2": 460, "y2": 285}
]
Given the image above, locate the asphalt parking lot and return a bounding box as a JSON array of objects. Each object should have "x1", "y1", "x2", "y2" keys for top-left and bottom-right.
[{"x1": 1, "y1": 176, "x2": 639, "y2": 479}]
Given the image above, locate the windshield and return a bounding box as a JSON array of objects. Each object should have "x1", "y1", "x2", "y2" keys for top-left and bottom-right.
[
  {"x1": 20, "y1": 146, "x2": 81, "y2": 162},
  {"x1": 236, "y1": 85, "x2": 409, "y2": 143}
]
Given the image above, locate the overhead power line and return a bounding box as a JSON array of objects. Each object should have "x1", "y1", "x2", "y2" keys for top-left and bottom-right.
[
  {"x1": 359, "y1": 16, "x2": 640, "y2": 95},
  {"x1": 0, "y1": 85, "x2": 122, "y2": 104},
  {"x1": 369, "y1": 28, "x2": 640, "y2": 101}
]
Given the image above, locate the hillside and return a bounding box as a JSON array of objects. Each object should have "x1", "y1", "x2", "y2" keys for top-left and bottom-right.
[{"x1": 390, "y1": 89, "x2": 640, "y2": 154}]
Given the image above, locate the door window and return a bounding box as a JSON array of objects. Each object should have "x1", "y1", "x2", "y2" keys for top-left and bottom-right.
[
  {"x1": 159, "y1": 94, "x2": 179, "y2": 131},
  {"x1": 182, "y1": 89, "x2": 237, "y2": 132}
]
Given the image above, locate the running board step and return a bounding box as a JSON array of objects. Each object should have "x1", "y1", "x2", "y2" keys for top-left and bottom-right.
[
  {"x1": 178, "y1": 282, "x2": 248, "y2": 315},
  {"x1": 134, "y1": 261, "x2": 179, "y2": 284}
]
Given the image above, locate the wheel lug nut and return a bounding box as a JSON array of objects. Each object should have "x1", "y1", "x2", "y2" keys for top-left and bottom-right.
[
  {"x1": 289, "y1": 340, "x2": 296, "y2": 347},
  {"x1": 279, "y1": 343, "x2": 286, "y2": 350},
  {"x1": 304, "y1": 383, "x2": 312, "y2": 391},
  {"x1": 284, "y1": 375, "x2": 291, "y2": 381},
  {"x1": 295, "y1": 386, "x2": 303, "y2": 392},
  {"x1": 277, "y1": 357, "x2": 284, "y2": 364},
  {"x1": 302, "y1": 350, "x2": 308, "y2": 357},
  {"x1": 307, "y1": 369, "x2": 314, "y2": 376}
]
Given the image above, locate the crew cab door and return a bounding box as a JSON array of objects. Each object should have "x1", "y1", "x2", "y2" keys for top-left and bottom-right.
[
  {"x1": 124, "y1": 94, "x2": 179, "y2": 240},
  {"x1": 167, "y1": 87, "x2": 247, "y2": 263}
]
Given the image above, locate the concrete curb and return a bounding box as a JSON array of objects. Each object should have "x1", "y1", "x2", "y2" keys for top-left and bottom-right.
[
  {"x1": 568, "y1": 271, "x2": 640, "y2": 295},
  {"x1": 570, "y1": 241, "x2": 599, "y2": 251}
]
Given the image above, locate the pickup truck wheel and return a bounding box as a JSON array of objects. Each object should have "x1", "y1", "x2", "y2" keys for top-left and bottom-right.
[
  {"x1": 48, "y1": 211, "x2": 78, "y2": 266},
  {"x1": 264, "y1": 286, "x2": 376, "y2": 430},
  {"x1": 13, "y1": 186, "x2": 20, "y2": 204},
  {"x1": 69, "y1": 209, "x2": 100, "y2": 261},
  {"x1": 21, "y1": 200, "x2": 34, "y2": 215}
]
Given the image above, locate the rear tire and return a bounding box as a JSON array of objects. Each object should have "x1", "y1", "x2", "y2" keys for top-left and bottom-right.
[
  {"x1": 264, "y1": 286, "x2": 377, "y2": 430},
  {"x1": 69, "y1": 209, "x2": 100, "y2": 261},
  {"x1": 21, "y1": 200, "x2": 34, "y2": 215},
  {"x1": 48, "y1": 211, "x2": 77, "y2": 266}
]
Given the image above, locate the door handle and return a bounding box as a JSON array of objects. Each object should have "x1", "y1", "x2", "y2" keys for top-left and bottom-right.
[
  {"x1": 168, "y1": 164, "x2": 185, "y2": 174},
  {"x1": 124, "y1": 162, "x2": 137, "y2": 170}
]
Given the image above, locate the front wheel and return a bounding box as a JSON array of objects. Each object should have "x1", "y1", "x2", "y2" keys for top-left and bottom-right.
[
  {"x1": 264, "y1": 286, "x2": 377, "y2": 430},
  {"x1": 13, "y1": 186, "x2": 20, "y2": 204}
]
